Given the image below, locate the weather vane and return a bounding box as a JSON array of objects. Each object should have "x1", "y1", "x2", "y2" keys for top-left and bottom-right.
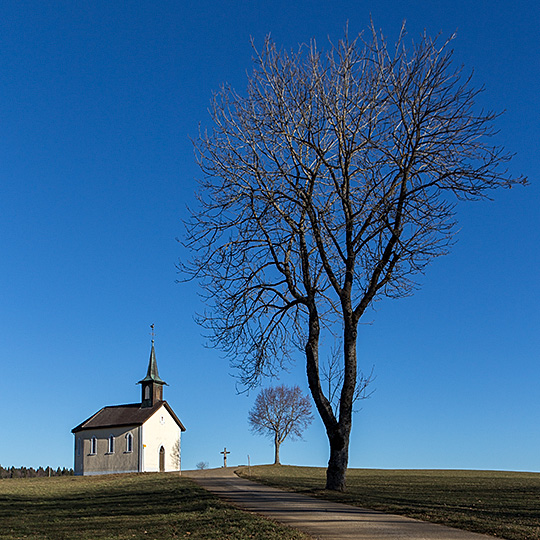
[{"x1": 150, "y1": 323, "x2": 155, "y2": 342}]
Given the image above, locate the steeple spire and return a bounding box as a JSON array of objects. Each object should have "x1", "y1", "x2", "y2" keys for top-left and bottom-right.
[{"x1": 138, "y1": 325, "x2": 168, "y2": 408}]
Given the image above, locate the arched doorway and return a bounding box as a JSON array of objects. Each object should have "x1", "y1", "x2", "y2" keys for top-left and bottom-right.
[{"x1": 159, "y1": 446, "x2": 165, "y2": 472}]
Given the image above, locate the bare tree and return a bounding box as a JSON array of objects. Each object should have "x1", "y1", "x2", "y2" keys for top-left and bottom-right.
[
  {"x1": 249, "y1": 385, "x2": 313, "y2": 465},
  {"x1": 196, "y1": 461, "x2": 209, "y2": 470},
  {"x1": 171, "y1": 438, "x2": 181, "y2": 471},
  {"x1": 181, "y1": 24, "x2": 525, "y2": 491}
]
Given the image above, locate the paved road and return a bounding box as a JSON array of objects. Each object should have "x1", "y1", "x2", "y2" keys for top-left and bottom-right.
[{"x1": 183, "y1": 468, "x2": 499, "y2": 540}]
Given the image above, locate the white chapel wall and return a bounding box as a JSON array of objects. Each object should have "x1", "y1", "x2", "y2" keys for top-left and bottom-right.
[{"x1": 141, "y1": 405, "x2": 181, "y2": 472}]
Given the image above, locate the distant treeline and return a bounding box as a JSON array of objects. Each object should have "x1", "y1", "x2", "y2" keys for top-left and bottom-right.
[{"x1": 0, "y1": 465, "x2": 74, "y2": 478}]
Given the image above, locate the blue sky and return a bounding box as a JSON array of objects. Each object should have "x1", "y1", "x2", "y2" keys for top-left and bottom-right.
[{"x1": 1, "y1": 0, "x2": 539, "y2": 472}]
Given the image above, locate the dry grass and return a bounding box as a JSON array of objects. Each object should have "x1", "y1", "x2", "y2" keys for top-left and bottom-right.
[
  {"x1": 0, "y1": 472, "x2": 311, "y2": 540},
  {"x1": 238, "y1": 465, "x2": 540, "y2": 540}
]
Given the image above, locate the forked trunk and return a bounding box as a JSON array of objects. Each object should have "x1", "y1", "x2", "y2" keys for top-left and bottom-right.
[
  {"x1": 304, "y1": 299, "x2": 355, "y2": 492},
  {"x1": 324, "y1": 310, "x2": 356, "y2": 491}
]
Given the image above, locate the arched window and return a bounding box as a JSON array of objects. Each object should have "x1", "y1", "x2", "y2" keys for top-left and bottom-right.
[
  {"x1": 125, "y1": 433, "x2": 133, "y2": 453},
  {"x1": 144, "y1": 386, "x2": 150, "y2": 400},
  {"x1": 108, "y1": 434, "x2": 115, "y2": 454},
  {"x1": 90, "y1": 436, "x2": 97, "y2": 455}
]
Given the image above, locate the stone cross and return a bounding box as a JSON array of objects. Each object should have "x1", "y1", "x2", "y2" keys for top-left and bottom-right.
[{"x1": 220, "y1": 447, "x2": 230, "y2": 468}]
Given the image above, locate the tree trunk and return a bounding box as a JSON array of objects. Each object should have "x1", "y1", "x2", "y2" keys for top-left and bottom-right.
[
  {"x1": 325, "y1": 428, "x2": 350, "y2": 491},
  {"x1": 324, "y1": 308, "x2": 356, "y2": 491},
  {"x1": 304, "y1": 302, "x2": 357, "y2": 491},
  {"x1": 274, "y1": 435, "x2": 281, "y2": 465}
]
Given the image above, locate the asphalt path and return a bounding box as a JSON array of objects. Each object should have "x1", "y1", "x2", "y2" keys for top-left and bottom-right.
[{"x1": 183, "y1": 468, "x2": 499, "y2": 540}]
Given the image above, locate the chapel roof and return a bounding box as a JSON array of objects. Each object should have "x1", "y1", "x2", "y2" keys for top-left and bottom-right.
[{"x1": 71, "y1": 400, "x2": 185, "y2": 433}]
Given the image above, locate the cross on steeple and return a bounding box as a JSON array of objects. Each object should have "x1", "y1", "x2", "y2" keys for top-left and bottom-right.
[{"x1": 220, "y1": 447, "x2": 230, "y2": 468}]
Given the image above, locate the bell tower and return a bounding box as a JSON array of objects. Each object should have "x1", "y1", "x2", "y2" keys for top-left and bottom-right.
[{"x1": 138, "y1": 325, "x2": 168, "y2": 408}]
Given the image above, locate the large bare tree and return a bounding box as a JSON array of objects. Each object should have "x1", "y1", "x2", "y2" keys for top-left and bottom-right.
[{"x1": 182, "y1": 25, "x2": 525, "y2": 491}]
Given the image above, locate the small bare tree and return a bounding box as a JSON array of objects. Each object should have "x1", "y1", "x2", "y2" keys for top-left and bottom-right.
[
  {"x1": 171, "y1": 438, "x2": 181, "y2": 471},
  {"x1": 182, "y1": 24, "x2": 525, "y2": 491},
  {"x1": 196, "y1": 461, "x2": 209, "y2": 470},
  {"x1": 249, "y1": 385, "x2": 313, "y2": 465}
]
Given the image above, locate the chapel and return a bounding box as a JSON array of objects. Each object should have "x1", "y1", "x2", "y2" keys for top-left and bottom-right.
[{"x1": 71, "y1": 336, "x2": 186, "y2": 476}]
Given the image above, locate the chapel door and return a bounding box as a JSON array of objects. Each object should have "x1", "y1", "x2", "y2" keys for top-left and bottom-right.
[{"x1": 159, "y1": 446, "x2": 165, "y2": 472}]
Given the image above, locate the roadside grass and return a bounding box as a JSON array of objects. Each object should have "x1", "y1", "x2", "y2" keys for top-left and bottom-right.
[
  {"x1": 238, "y1": 465, "x2": 540, "y2": 540},
  {"x1": 0, "y1": 472, "x2": 311, "y2": 540}
]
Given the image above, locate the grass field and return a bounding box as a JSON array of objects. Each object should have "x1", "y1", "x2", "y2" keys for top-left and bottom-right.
[
  {"x1": 0, "y1": 472, "x2": 311, "y2": 540},
  {"x1": 238, "y1": 465, "x2": 540, "y2": 540}
]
